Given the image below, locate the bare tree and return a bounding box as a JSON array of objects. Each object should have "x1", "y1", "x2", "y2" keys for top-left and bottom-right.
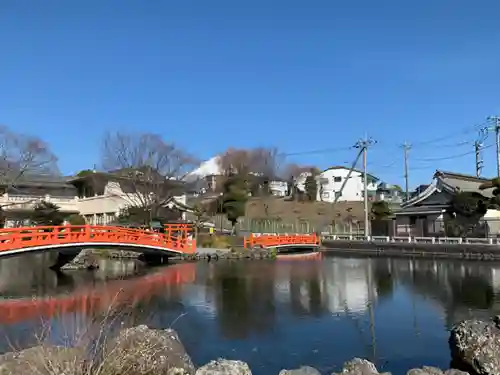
[
  {"x1": 0, "y1": 125, "x2": 59, "y2": 191},
  {"x1": 218, "y1": 148, "x2": 252, "y2": 176},
  {"x1": 248, "y1": 147, "x2": 284, "y2": 180},
  {"x1": 282, "y1": 163, "x2": 317, "y2": 181},
  {"x1": 101, "y1": 131, "x2": 199, "y2": 222},
  {"x1": 0, "y1": 126, "x2": 59, "y2": 227}
]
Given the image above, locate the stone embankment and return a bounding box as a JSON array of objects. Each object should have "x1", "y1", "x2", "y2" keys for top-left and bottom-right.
[
  {"x1": 62, "y1": 248, "x2": 278, "y2": 270},
  {"x1": 0, "y1": 325, "x2": 472, "y2": 375}
]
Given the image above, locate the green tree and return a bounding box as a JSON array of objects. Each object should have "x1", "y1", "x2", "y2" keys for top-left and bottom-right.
[
  {"x1": 371, "y1": 200, "x2": 392, "y2": 220},
  {"x1": 444, "y1": 191, "x2": 488, "y2": 237},
  {"x1": 76, "y1": 169, "x2": 94, "y2": 177},
  {"x1": 67, "y1": 213, "x2": 86, "y2": 225},
  {"x1": 305, "y1": 170, "x2": 318, "y2": 202},
  {"x1": 221, "y1": 174, "x2": 248, "y2": 233},
  {"x1": 30, "y1": 201, "x2": 64, "y2": 226}
]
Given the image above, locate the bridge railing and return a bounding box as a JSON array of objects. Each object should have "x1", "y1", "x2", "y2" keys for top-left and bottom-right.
[
  {"x1": 244, "y1": 233, "x2": 320, "y2": 248},
  {"x1": 0, "y1": 225, "x2": 196, "y2": 253}
]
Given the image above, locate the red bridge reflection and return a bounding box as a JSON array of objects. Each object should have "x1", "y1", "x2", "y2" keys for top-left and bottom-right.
[{"x1": 0, "y1": 263, "x2": 196, "y2": 325}]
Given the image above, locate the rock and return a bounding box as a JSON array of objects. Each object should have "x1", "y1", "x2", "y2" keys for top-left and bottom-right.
[
  {"x1": 406, "y1": 366, "x2": 469, "y2": 375},
  {"x1": 0, "y1": 345, "x2": 86, "y2": 375},
  {"x1": 407, "y1": 367, "x2": 444, "y2": 375},
  {"x1": 195, "y1": 359, "x2": 252, "y2": 375},
  {"x1": 450, "y1": 318, "x2": 500, "y2": 375},
  {"x1": 61, "y1": 249, "x2": 99, "y2": 270},
  {"x1": 102, "y1": 325, "x2": 195, "y2": 375},
  {"x1": 279, "y1": 366, "x2": 321, "y2": 375},
  {"x1": 332, "y1": 358, "x2": 391, "y2": 375}
]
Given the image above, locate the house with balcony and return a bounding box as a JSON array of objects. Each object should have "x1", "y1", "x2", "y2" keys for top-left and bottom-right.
[
  {"x1": 295, "y1": 166, "x2": 379, "y2": 202},
  {"x1": 0, "y1": 175, "x2": 80, "y2": 227},
  {"x1": 0, "y1": 171, "x2": 191, "y2": 227},
  {"x1": 376, "y1": 183, "x2": 403, "y2": 204}
]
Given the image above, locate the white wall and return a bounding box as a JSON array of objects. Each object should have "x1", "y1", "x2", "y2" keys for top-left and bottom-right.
[
  {"x1": 296, "y1": 168, "x2": 378, "y2": 202},
  {"x1": 1, "y1": 180, "x2": 187, "y2": 226}
]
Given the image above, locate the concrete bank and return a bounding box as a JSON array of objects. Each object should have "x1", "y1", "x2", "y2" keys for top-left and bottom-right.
[{"x1": 322, "y1": 239, "x2": 500, "y2": 260}]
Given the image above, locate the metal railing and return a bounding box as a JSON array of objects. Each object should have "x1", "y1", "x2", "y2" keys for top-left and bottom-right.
[{"x1": 320, "y1": 233, "x2": 500, "y2": 245}]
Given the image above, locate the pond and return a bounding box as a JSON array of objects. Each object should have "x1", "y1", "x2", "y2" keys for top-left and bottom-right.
[{"x1": 0, "y1": 253, "x2": 498, "y2": 375}]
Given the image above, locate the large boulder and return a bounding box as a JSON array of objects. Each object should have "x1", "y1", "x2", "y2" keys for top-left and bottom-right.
[
  {"x1": 0, "y1": 345, "x2": 86, "y2": 375},
  {"x1": 101, "y1": 325, "x2": 195, "y2": 375},
  {"x1": 279, "y1": 366, "x2": 321, "y2": 375},
  {"x1": 195, "y1": 359, "x2": 252, "y2": 375},
  {"x1": 450, "y1": 318, "x2": 500, "y2": 375},
  {"x1": 407, "y1": 367, "x2": 469, "y2": 375},
  {"x1": 332, "y1": 358, "x2": 391, "y2": 375}
]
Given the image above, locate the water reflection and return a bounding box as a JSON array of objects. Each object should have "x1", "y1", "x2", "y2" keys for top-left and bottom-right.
[{"x1": 2, "y1": 255, "x2": 500, "y2": 374}]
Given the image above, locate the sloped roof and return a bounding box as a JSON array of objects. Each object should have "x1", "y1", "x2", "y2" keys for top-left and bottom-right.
[
  {"x1": 322, "y1": 166, "x2": 379, "y2": 181},
  {"x1": 402, "y1": 169, "x2": 496, "y2": 209}
]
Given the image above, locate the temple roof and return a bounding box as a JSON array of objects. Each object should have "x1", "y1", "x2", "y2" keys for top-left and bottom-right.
[{"x1": 401, "y1": 169, "x2": 496, "y2": 210}]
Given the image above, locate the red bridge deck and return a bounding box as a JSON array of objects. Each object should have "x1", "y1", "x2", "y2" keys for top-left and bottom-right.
[
  {"x1": 0, "y1": 224, "x2": 196, "y2": 256},
  {"x1": 244, "y1": 233, "x2": 320, "y2": 249}
]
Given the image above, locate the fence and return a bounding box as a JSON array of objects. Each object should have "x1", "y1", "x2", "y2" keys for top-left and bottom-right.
[{"x1": 205, "y1": 215, "x2": 365, "y2": 235}]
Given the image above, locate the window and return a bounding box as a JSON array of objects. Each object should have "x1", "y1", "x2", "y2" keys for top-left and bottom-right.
[
  {"x1": 96, "y1": 214, "x2": 104, "y2": 225},
  {"x1": 320, "y1": 178, "x2": 329, "y2": 185},
  {"x1": 106, "y1": 212, "x2": 115, "y2": 224},
  {"x1": 322, "y1": 192, "x2": 330, "y2": 199},
  {"x1": 334, "y1": 176, "x2": 342, "y2": 182}
]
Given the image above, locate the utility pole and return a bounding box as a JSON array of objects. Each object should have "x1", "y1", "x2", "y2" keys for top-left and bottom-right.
[
  {"x1": 402, "y1": 142, "x2": 411, "y2": 201},
  {"x1": 487, "y1": 116, "x2": 500, "y2": 176},
  {"x1": 354, "y1": 136, "x2": 377, "y2": 238},
  {"x1": 475, "y1": 140, "x2": 483, "y2": 177}
]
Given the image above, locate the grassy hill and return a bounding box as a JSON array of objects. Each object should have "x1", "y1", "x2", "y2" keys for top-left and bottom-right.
[{"x1": 189, "y1": 195, "x2": 369, "y2": 233}]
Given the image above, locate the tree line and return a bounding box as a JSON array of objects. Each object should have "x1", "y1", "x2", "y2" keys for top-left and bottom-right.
[{"x1": 0, "y1": 125, "x2": 318, "y2": 228}]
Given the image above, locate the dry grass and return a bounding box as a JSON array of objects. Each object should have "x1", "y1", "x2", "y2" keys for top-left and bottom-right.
[
  {"x1": 0, "y1": 292, "x2": 190, "y2": 375},
  {"x1": 245, "y1": 196, "x2": 369, "y2": 224}
]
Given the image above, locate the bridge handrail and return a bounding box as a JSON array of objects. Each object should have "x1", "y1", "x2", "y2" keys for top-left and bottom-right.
[
  {"x1": 244, "y1": 233, "x2": 320, "y2": 248},
  {"x1": 0, "y1": 225, "x2": 196, "y2": 253}
]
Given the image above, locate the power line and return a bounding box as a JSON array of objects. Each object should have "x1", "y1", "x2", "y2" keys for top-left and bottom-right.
[
  {"x1": 412, "y1": 144, "x2": 494, "y2": 162},
  {"x1": 410, "y1": 122, "x2": 488, "y2": 148}
]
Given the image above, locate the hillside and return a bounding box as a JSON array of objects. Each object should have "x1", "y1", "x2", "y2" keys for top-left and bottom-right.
[{"x1": 245, "y1": 196, "x2": 368, "y2": 224}]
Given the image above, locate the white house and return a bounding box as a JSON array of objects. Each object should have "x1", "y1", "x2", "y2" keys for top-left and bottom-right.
[
  {"x1": 295, "y1": 166, "x2": 378, "y2": 202},
  {"x1": 0, "y1": 173, "x2": 189, "y2": 227},
  {"x1": 185, "y1": 155, "x2": 289, "y2": 197}
]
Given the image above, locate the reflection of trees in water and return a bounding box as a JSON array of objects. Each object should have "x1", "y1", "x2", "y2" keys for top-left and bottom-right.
[
  {"x1": 387, "y1": 258, "x2": 499, "y2": 327},
  {"x1": 372, "y1": 260, "x2": 394, "y2": 298},
  {"x1": 212, "y1": 262, "x2": 276, "y2": 339}
]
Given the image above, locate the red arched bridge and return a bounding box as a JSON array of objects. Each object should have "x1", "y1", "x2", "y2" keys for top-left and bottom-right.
[
  {"x1": 244, "y1": 233, "x2": 320, "y2": 250},
  {"x1": 0, "y1": 262, "x2": 196, "y2": 325},
  {"x1": 0, "y1": 224, "x2": 196, "y2": 268}
]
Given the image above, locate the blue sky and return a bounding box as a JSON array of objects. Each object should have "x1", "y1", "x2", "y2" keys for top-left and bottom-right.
[{"x1": 1, "y1": 0, "x2": 500, "y2": 188}]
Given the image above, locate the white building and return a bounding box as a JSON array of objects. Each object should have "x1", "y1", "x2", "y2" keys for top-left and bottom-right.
[
  {"x1": 295, "y1": 166, "x2": 378, "y2": 202},
  {"x1": 0, "y1": 173, "x2": 189, "y2": 227},
  {"x1": 185, "y1": 155, "x2": 289, "y2": 197}
]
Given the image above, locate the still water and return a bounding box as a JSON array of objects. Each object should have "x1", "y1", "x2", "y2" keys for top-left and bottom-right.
[{"x1": 0, "y1": 253, "x2": 498, "y2": 374}]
